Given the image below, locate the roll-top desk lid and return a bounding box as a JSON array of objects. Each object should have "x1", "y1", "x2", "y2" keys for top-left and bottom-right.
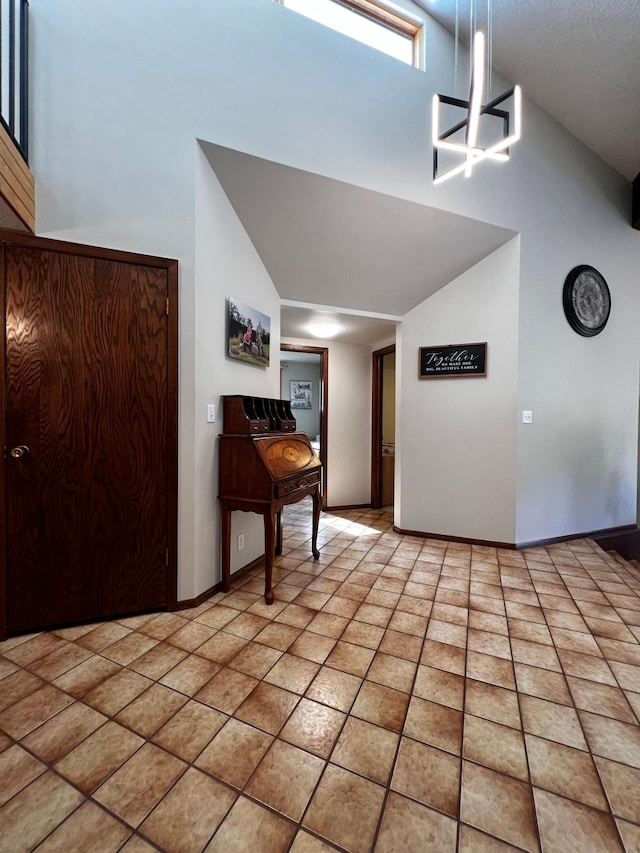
[{"x1": 253, "y1": 434, "x2": 320, "y2": 481}]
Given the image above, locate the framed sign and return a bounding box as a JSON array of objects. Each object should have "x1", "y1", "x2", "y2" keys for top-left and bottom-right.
[{"x1": 419, "y1": 343, "x2": 487, "y2": 379}]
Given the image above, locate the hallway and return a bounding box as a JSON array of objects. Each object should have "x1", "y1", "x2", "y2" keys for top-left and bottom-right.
[{"x1": 1, "y1": 502, "x2": 639, "y2": 851}]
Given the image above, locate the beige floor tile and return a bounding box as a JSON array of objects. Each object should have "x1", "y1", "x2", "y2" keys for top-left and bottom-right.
[
  {"x1": 460, "y1": 761, "x2": 539, "y2": 852},
  {"x1": 195, "y1": 718, "x2": 272, "y2": 788},
  {"x1": 567, "y1": 675, "x2": 637, "y2": 723},
  {"x1": 463, "y1": 714, "x2": 528, "y2": 781},
  {"x1": 195, "y1": 666, "x2": 258, "y2": 713},
  {"x1": 366, "y1": 651, "x2": 417, "y2": 693},
  {"x1": 204, "y1": 796, "x2": 295, "y2": 853},
  {"x1": 458, "y1": 824, "x2": 524, "y2": 851},
  {"x1": 115, "y1": 682, "x2": 188, "y2": 737},
  {"x1": 196, "y1": 631, "x2": 248, "y2": 665},
  {"x1": 0, "y1": 744, "x2": 46, "y2": 807},
  {"x1": 138, "y1": 612, "x2": 189, "y2": 640},
  {"x1": 404, "y1": 695, "x2": 463, "y2": 754},
  {"x1": 0, "y1": 669, "x2": 43, "y2": 711},
  {"x1": 83, "y1": 668, "x2": 153, "y2": 716},
  {"x1": 4, "y1": 633, "x2": 69, "y2": 666},
  {"x1": 245, "y1": 739, "x2": 324, "y2": 820},
  {"x1": 0, "y1": 772, "x2": 83, "y2": 853},
  {"x1": 303, "y1": 764, "x2": 385, "y2": 853},
  {"x1": 101, "y1": 632, "x2": 160, "y2": 665},
  {"x1": 76, "y1": 622, "x2": 132, "y2": 652},
  {"x1": 26, "y1": 644, "x2": 92, "y2": 681},
  {"x1": 305, "y1": 666, "x2": 362, "y2": 712},
  {"x1": 54, "y1": 720, "x2": 144, "y2": 793},
  {"x1": 595, "y1": 756, "x2": 640, "y2": 823},
  {"x1": 227, "y1": 640, "x2": 282, "y2": 678},
  {"x1": 420, "y1": 638, "x2": 466, "y2": 674},
  {"x1": 579, "y1": 711, "x2": 640, "y2": 769},
  {"x1": 93, "y1": 742, "x2": 186, "y2": 827},
  {"x1": 507, "y1": 618, "x2": 553, "y2": 645},
  {"x1": 331, "y1": 716, "x2": 398, "y2": 784},
  {"x1": 514, "y1": 663, "x2": 572, "y2": 705},
  {"x1": 153, "y1": 699, "x2": 228, "y2": 761},
  {"x1": 165, "y1": 620, "x2": 217, "y2": 652},
  {"x1": 287, "y1": 631, "x2": 337, "y2": 664},
  {"x1": 375, "y1": 791, "x2": 457, "y2": 852},
  {"x1": 279, "y1": 697, "x2": 346, "y2": 758},
  {"x1": 351, "y1": 680, "x2": 409, "y2": 732},
  {"x1": 413, "y1": 664, "x2": 464, "y2": 709},
  {"x1": 274, "y1": 603, "x2": 318, "y2": 629},
  {"x1": 465, "y1": 679, "x2": 521, "y2": 728},
  {"x1": 325, "y1": 641, "x2": 375, "y2": 676},
  {"x1": 520, "y1": 695, "x2": 587, "y2": 750},
  {"x1": 234, "y1": 681, "x2": 299, "y2": 734},
  {"x1": 22, "y1": 701, "x2": 106, "y2": 764},
  {"x1": 159, "y1": 654, "x2": 220, "y2": 696},
  {"x1": 34, "y1": 800, "x2": 131, "y2": 852},
  {"x1": 140, "y1": 767, "x2": 236, "y2": 851},
  {"x1": 52, "y1": 655, "x2": 121, "y2": 698},
  {"x1": 0, "y1": 685, "x2": 75, "y2": 738},
  {"x1": 466, "y1": 651, "x2": 516, "y2": 689},
  {"x1": 289, "y1": 830, "x2": 336, "y2": 852},
  {"x1": 616, "y1": 818, "x2": 640, "y2": 852},
  {"x1": 127, "y1": 641, "x2": 187, "y2": 678},
  {"x1": 533, "y1": 788, "x2": 623, "y2": 853},
  {"x1": 525, "y1": 734, "x2": 608, "y2": 810},
  {"x1": 263, "y1": 653, "x2": 320, "y2": 694},
  {"x1": 378, "y1": 629, "x2": 423, "y2": 661},
  {"x1": 391, "y1": 737, "x2": 460, "y2": 816},
  {"x1": 557, "y1": 648, "x2": 616, "y2": 684}
]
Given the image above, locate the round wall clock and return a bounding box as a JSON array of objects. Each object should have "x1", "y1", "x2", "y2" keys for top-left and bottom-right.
[{"x1": 563, "y1": 265, "x2": 611, "y2": 337}]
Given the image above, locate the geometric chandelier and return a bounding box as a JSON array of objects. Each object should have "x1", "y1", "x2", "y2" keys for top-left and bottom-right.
[{"x1": 432, "y1": 30, "x2": 522, "y2": 185}]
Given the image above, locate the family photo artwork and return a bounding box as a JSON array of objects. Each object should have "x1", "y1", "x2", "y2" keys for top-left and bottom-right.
[
  {"x1": 227, "y1": 298, "x2": 271, "y2": 367},
  {"x1": 290, "y1": 380, "x2": 312, "y2": 409}
]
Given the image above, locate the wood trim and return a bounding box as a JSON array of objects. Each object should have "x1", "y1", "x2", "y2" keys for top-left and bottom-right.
[
  {"x1": 165, "y1": 260, "x2": 179, "y2": 610},
  {"x1": 176, "y1": 554, "x2": 266, "y2": 609},
  {"x1": 0, "y1": 232, "x2": 179, "y2": 639},
  {"x1": 0, "y1": 123, "x2": 35, "y2": 232},
  {"x1": 393, "y1": 526, "x2": 516, "y2": 550},
  {"x1": 371, "y1": 344, "x2": 395, "y2": 508},
  {"x1": 326, "y1": 503, "x2": 372, "y2": 511},
  {"x1": 281, "y1": 344, "x2": 328, "y2": 510},
  {"x1": 392, "y1": 523, "x2": 639, "y2": 551}
]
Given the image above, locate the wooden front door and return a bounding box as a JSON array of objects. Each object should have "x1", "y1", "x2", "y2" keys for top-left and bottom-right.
[{"x1": 1, "y1": 233, "x2": 178, "y2": 636}]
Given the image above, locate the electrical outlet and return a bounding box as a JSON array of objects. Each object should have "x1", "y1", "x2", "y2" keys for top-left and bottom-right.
[{"x1": 237, "y1": 533, "x2": 245, "y2": 551}]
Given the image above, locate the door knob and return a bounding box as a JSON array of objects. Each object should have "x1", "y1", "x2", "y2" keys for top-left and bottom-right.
[{"x1": 10, "y1": 445, "x2": 30, "y2": 458}]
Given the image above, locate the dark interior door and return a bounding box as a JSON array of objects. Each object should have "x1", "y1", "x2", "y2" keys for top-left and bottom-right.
[{"x1": 2, "y1": 236, "x2": 177, "y2": 634}]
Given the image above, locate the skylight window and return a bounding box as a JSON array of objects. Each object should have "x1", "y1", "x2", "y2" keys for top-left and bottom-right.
[{"x1": 277, "y1": 0, "x2": 423, "y2": 68}]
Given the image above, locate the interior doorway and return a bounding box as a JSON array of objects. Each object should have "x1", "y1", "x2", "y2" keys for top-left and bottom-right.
[
  {"x1": 371, "y1": 344, "x2": 396, "y2": 508},
  {"x1": 280, "y1": 344, "x2": 328, "y2": 509}
]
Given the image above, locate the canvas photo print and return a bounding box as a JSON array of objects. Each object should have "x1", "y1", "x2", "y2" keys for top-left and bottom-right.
[{"x1": 227, "y1": 298, "x2": 271, "y2": 367}]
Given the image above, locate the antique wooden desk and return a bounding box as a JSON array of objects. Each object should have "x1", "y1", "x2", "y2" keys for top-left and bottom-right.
[{"x1": 218, "y1": 395, "x2": 322, "y2": 604}]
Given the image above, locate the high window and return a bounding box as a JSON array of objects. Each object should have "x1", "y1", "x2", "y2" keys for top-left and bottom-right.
[{"x1": 276, "y1": 0, "x2": 423, "y2": 68}]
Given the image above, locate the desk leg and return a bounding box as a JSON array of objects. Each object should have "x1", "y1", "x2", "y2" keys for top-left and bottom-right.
[
  {"x1": 263, "y1": 507, "x2": 277, "y2": 605},
  {"x1": 220, "y1": 500, "x2": 231, "y2": 593},
  {"x1": 275, "y1": 511, "x2": 282, "y2": 556},
  {"x1": 311, "y1": 487, "x2": 321, "y2": 560}
]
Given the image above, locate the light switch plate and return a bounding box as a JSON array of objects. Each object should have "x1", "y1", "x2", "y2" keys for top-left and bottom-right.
[
  {"x1": 522, "y1": 410, "x2": 533, "y2": 424},
  {"x1": 207, "y1": 404, "x2": 216, "y2": 423}
]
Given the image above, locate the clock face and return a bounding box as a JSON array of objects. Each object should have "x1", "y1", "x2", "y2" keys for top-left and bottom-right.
[{"x1": 563, "y1": 266, "x2": 611, "y2": 337}]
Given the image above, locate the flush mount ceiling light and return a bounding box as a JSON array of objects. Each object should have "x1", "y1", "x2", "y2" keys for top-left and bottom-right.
[
  {"x1": 432, "y1": 1, "x2": 522, "y2": 185},
  {"x1": 309, "y1": 322, "x2": 340, "y2": 338}
]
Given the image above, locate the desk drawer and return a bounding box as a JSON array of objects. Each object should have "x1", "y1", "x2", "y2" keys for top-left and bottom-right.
[{"x1": 276, "y1": 471, "x2": 320, "y2": 498}]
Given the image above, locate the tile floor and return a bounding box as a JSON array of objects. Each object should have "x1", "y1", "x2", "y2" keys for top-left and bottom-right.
[{"x1": 1, "y1": 501, "x2": 640, "y2": 852}]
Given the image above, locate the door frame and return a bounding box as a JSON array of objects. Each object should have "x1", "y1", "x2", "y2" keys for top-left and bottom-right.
[
  {"x1": 371, "y1": 344, "x2": 395, "y2": 508},
  {"x1": 280, "y1": 343, "x2": 328, "y2": 510},
  {"x1": 0, "y1": 230, "x2": 179, "y2": 638}
]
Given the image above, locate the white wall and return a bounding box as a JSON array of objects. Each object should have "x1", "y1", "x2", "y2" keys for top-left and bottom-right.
[
  {"x1": 397, "y1": 238, "x2": 520, "y2": 543},
  {"x1": 281, "y1": 361, "x2": 321, "y2": 439},
  {"x1": 29, "y1": 0, "x2": 640, "y2": 598},
  {"x1": 193, "y1": 148, "x2": 281, "y2": 598},
  {"x1": 282, "y1": 338, "x2": 371, "y2": 507}
]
